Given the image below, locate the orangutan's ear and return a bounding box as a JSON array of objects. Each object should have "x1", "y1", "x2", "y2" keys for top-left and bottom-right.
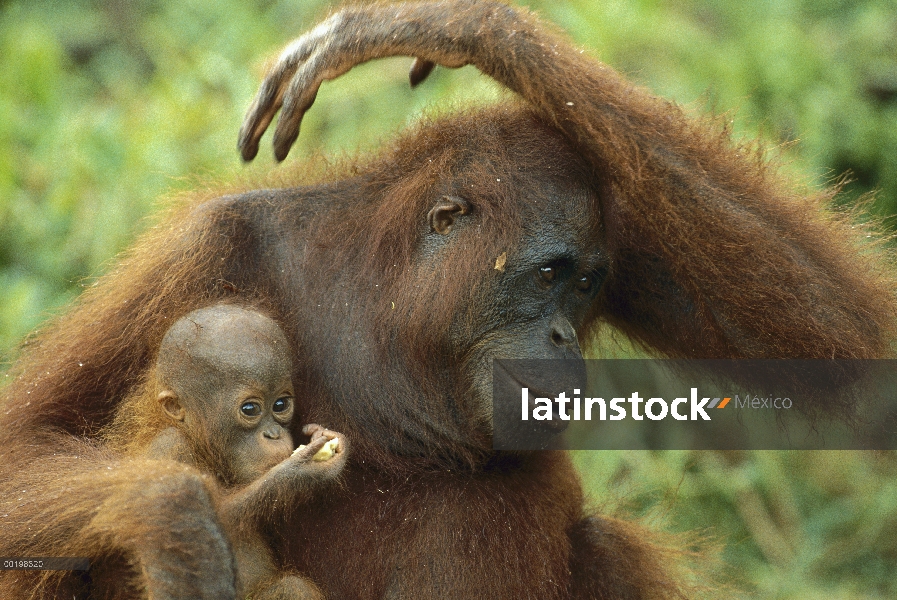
[
  {"x1": 428, "y1": 196, "x2": 472, "y2": 235},
  {"x1": 158, "y1": 391, "x2": 186, "y2": 422}
]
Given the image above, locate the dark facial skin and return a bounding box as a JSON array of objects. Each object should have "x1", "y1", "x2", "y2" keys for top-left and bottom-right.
[
  {"x1": 156, "y1": 305, "x2": 299, "y2": 485},
  {"x1": 422, "y1": 184, "x2": 606, "y2": 435}
]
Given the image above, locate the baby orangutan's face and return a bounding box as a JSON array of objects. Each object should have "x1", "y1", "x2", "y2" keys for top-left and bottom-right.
[
  {"x1": 213, "y1": 363, "x2": 296, "y2": 486},
  {"x1": 187, "y1": 340, "x2": 296, "y2": 486}
]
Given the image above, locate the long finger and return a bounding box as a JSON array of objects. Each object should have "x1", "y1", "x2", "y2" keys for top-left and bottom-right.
[
  {"x1": 239, "y1": 76, "x2": 288, "y2": 161},
  {"x1": 409, "y1": 58, "x2": 436, "y2": 88},
  {"x1": 272, "y1": 81, "x2": 320, "y2": 162},
  {"x1": 272, "y1": 46, "x2": 360, "y2": 161},
  {"x1": 238, "y1": 27, "x2": 327, "y2": 161}
]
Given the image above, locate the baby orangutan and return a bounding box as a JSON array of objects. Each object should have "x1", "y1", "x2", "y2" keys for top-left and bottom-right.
[{"x1": 137, "y1": 304, "x2": 347, "y2": 600}]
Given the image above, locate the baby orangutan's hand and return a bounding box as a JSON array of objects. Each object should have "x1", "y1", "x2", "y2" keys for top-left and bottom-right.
[
  {"x1": 290, "y1": 424, "x2": 348, "y2": 474},
  {"x1": 221, "y1": 425, "x2": 349, "y2": 521}
]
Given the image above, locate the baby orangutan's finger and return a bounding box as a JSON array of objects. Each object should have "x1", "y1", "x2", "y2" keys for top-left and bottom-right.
[
  {"x1": 301, "y1": 423, "x2": 325, "y2": 438},
  {"x1": 291, "y1": 435, "x2": 328, "y2": 462}
]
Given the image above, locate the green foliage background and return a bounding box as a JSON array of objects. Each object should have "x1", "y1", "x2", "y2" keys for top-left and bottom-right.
[{"x1": 1, "y1": 0, "x2": 895, "y2": 597}]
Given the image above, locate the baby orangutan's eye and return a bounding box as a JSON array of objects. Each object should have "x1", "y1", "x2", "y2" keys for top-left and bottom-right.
[
  {"x1": 273, "y1": 397, "x2": 291, "y2": 413},
  {"x1": 240, "y1": 402, "x2": 262, "y2": 417}
]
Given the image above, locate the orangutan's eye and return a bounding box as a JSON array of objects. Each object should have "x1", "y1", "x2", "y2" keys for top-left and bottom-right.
[
  {"x1": 575, "y1": 274, "x2": 591, "y2": 292},
  {"x1": 240, "y1": 402, "x2": 262, "y2": 417},
  {"x1": 273, "y1": 397, "x2": 292, "y2": 413}
]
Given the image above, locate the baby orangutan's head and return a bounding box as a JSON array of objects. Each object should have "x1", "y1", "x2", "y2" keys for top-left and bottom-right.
[{"x1": 156, "y1": 304, "x2": 295, "y2": 485}]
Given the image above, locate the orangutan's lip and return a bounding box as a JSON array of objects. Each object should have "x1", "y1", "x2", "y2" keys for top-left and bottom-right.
[
  {"x1": 493, "y1": 360, "x2": 569, "y2": 433},
  {"x1": 493, "y1": 359, "x2": 552, "y2": 399}
]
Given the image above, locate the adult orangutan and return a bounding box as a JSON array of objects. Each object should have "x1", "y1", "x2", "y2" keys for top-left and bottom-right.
[{"x1": 1, "y1": 1, "x2": 895, "y2": 599}]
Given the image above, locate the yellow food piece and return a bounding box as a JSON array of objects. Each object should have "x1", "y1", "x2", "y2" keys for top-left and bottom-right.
[{"x1": 293, "y1": 437, "x2": 340, "y2": 461}]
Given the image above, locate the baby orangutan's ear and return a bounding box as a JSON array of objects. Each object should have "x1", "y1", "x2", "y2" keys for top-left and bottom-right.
[{"x1": 158, "y1": 391, "x2": 186, "y2": 422}]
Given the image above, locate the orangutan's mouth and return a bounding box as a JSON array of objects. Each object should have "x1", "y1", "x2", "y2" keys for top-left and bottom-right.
[{"x1": 493, "y1": 360, "x2": 570, "y2": 433}]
